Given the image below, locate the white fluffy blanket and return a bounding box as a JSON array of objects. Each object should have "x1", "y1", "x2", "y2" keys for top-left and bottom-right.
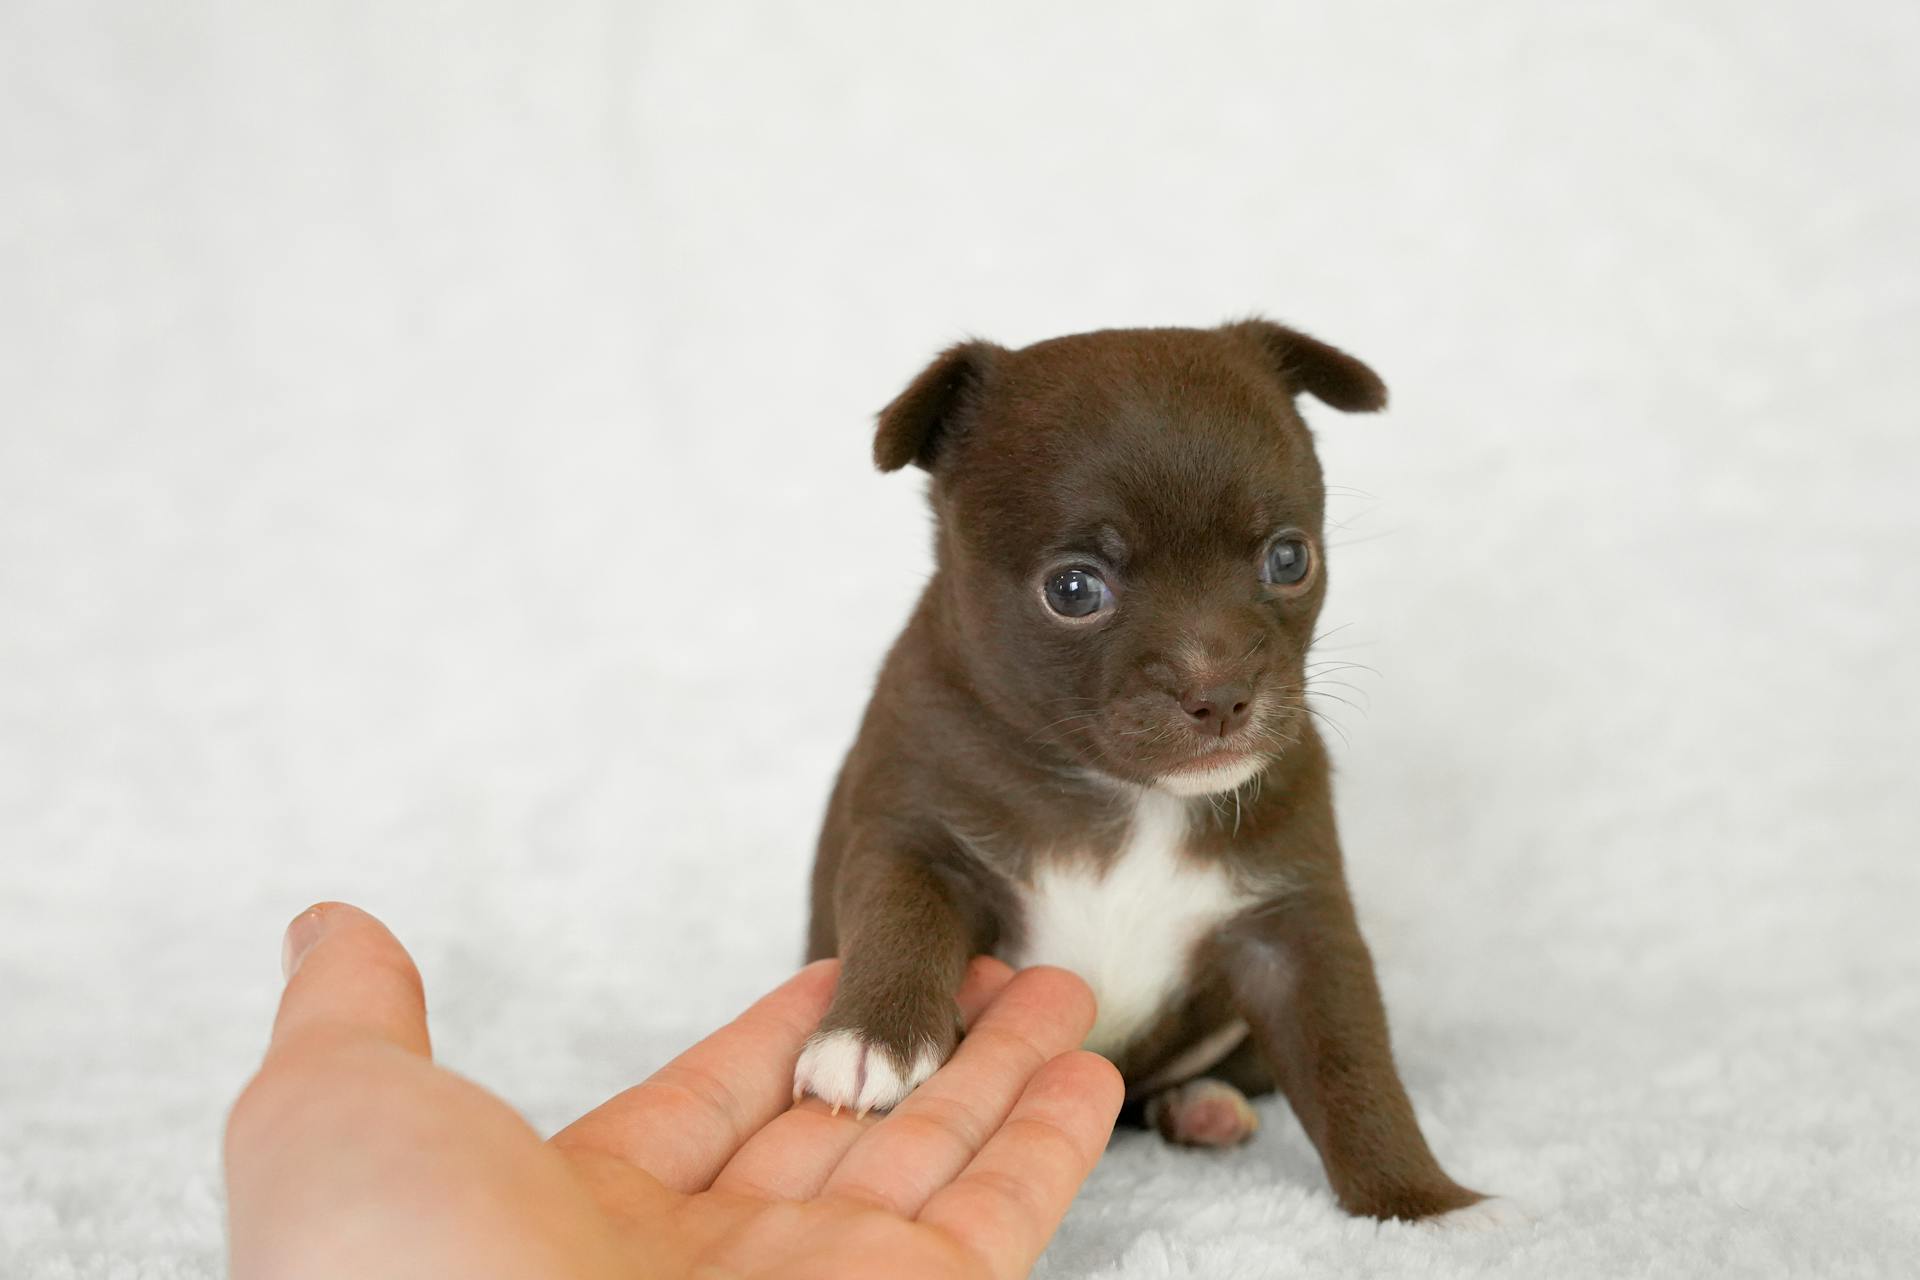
[{"x1": 3, "y1": 2, "x2": 1917, "y2": 1276}]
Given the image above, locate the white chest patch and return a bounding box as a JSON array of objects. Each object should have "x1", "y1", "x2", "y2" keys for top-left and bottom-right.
[{"x1": 1006, "y1": 790, "x2": 1249, "y2": 1058}]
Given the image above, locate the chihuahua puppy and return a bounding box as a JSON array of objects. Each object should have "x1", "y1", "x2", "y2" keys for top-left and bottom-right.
[{"x1": 798, "y1": 320, "x2": 1492, "y2": 1221}]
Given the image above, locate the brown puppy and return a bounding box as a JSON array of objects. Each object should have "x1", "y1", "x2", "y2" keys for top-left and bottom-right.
[{"x1": 799, "y1": 320, "x2": 1495, "y2": 1222}]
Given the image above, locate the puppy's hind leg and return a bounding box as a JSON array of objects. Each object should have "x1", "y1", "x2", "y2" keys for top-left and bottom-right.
[
  {"x1": 1222, "y1": 880, "x2": 1488, "y2": 1221},
  {"x1": 795, "y1": 833, "x2": 983, "y2": 1115},
  {"x1": 1138, "y1": 1026, "x2": 1276, "y2": 1147}
]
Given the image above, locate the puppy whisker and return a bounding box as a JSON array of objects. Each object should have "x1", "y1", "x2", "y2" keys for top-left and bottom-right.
[
  {"x1": 1305, "y1": 658, "x2": 1380, "y2": 679},
  {"x1": 1308, "y1": 622, "x2": 1359, "y2": 648},
  {"x1": 1307, "y1": 688, "x2": 1368, "y2": 716},
  {"x1": 1302, "y1": 705, "x2": 1352, "y2": 748}
]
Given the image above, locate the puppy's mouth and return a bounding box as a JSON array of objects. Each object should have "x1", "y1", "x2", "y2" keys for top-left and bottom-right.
[
  {"x1": 1167, "y1": 744, "x2": 1262, "y2": 774},
  {"x1": 1154, "y1": 745, "x2": 1268, "y2": 797},
  {"x1": 1037, "y1": 693, "x2": 1298, "y2": 797}
]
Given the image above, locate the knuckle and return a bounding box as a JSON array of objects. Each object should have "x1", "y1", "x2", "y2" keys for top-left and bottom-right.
[
  {"x1": 895, "y1": 1097, "x2": 989, "y2": 1153},
  {"x1": 962, "y1": 1022, "x2": 1051, "y2": 1073}
]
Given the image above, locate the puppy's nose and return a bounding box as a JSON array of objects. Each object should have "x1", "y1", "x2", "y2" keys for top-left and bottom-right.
[{"x1": 1179, "y1": 685, "x2": 1253, "y2": 737}]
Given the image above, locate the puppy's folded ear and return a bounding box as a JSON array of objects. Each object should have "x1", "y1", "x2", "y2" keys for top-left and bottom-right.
[
  {"x1": 873, "y1": 340, "x2": 1002, "y2": 472},
  {"x1": 1224, "y1": 319, "x2": 1388, "y2": 413}
]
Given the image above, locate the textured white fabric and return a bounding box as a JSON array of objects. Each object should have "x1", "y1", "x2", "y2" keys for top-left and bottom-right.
[{"x1": 3, "y1": 3, "x2": 1917, "y2": 1276}]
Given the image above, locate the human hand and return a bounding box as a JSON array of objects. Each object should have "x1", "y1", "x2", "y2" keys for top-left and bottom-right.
[{"x1": 225, "y1": 903, "x2": 1122, "y2": 1279}]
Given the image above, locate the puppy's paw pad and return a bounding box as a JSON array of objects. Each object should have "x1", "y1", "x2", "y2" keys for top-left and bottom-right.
[
  {"x1": 1429, "y1": 1196, "x2": 1530, "y2": 1232},
  {"x1": 792, "y1": 1030, "x2": 941, "y2": 1116},
  {"x1": 1146, "y1": 1078, "x2": 1261, "y2": 1148}
]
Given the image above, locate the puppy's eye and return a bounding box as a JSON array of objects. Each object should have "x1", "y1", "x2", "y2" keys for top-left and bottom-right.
[
  {"x1": 1043, "y1": 568, "x2": 1111, "y2": 619},
  {"x1": 1262, "y1": 535, "x2": 1313, "y2": 587}
]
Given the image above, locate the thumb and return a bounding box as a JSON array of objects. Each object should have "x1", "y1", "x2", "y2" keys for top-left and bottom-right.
[{"x1": 268, "y1": 902, "x2": 432, "y2": 1061}]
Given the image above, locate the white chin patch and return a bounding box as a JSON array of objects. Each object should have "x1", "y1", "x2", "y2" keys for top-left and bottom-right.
[
  {"x1": 1155, "y1": 755, "x2": 1266, "y2": 797},
  {"x1": 792, "y1": 1029, "x2": 941, "y2": 1116}
]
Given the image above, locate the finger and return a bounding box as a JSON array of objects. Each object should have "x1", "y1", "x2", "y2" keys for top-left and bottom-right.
[
  {"x1": 551, "y1": 961, "x2": 840, "y2": 1192},
  {"x1": 822, "y1": 965, "x2": 1097, "y2": 1216},
  {"x1": 917, "y1": 1050, "x2": 1123, "y2": 1280},
  {"x1": 267, "y1": 902, "x2": 431, "y2": 1061},
  {"x1": 710, "y1": 956, "x2": 1014, "y2": 1201},
  {"x1": 230, "y1": 904, "x2": 631, "y2": 1278}
]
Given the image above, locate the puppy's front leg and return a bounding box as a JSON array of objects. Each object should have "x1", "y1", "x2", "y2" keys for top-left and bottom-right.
[
  {"x1": 1223, "y1": 880, "x2": 1485, "y2": 1220},
  {"x1": 796, "y1": 838, "x2": 977, "y2": 1115}
]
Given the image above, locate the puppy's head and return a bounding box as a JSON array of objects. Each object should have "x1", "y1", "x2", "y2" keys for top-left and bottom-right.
[{"x1": 875, "y1": 320, "x2": 1385, "y2": 797}]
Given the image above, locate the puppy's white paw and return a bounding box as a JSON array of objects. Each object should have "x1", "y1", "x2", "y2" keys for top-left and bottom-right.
[
  {"x1": 792, "y1": 1029, "x2": 942, "y2": 1116},
  {"x1": 1429, "y1": 1196, "x2": 1530, "y2": 1232}
]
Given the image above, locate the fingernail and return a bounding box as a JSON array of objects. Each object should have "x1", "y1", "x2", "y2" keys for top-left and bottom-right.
[{"x1": 281, "y1": 906, "x2": 327, "y2": 982}]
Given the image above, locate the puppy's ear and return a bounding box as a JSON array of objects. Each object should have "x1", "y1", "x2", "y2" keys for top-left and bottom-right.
[
  {"x1": 873, "y1": 340, "x2": 1002, "y2": 472},
  {"x1": 1225, "y1": 319, "x2": 1388, "y2": 413}
]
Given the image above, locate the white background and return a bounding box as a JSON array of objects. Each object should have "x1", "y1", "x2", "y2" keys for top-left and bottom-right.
[{"x1": 3, "y1": 2, "x2": 1917, "y2": 1275}]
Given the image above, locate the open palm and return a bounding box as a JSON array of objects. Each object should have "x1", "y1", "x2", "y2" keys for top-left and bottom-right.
[{"x1": 227, "y1": 904, "x2": 1122, "y2": 1280}]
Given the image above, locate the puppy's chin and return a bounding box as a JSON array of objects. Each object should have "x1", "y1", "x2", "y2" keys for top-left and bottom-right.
[{"x1": 1153, "y1": 752, "x2": 1268, "y2": 798}]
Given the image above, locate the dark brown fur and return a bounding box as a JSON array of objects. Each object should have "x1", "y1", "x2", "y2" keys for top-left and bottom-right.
[{"x1": 804, "y1": 320, "x2": 1485, "y2": 1220}]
